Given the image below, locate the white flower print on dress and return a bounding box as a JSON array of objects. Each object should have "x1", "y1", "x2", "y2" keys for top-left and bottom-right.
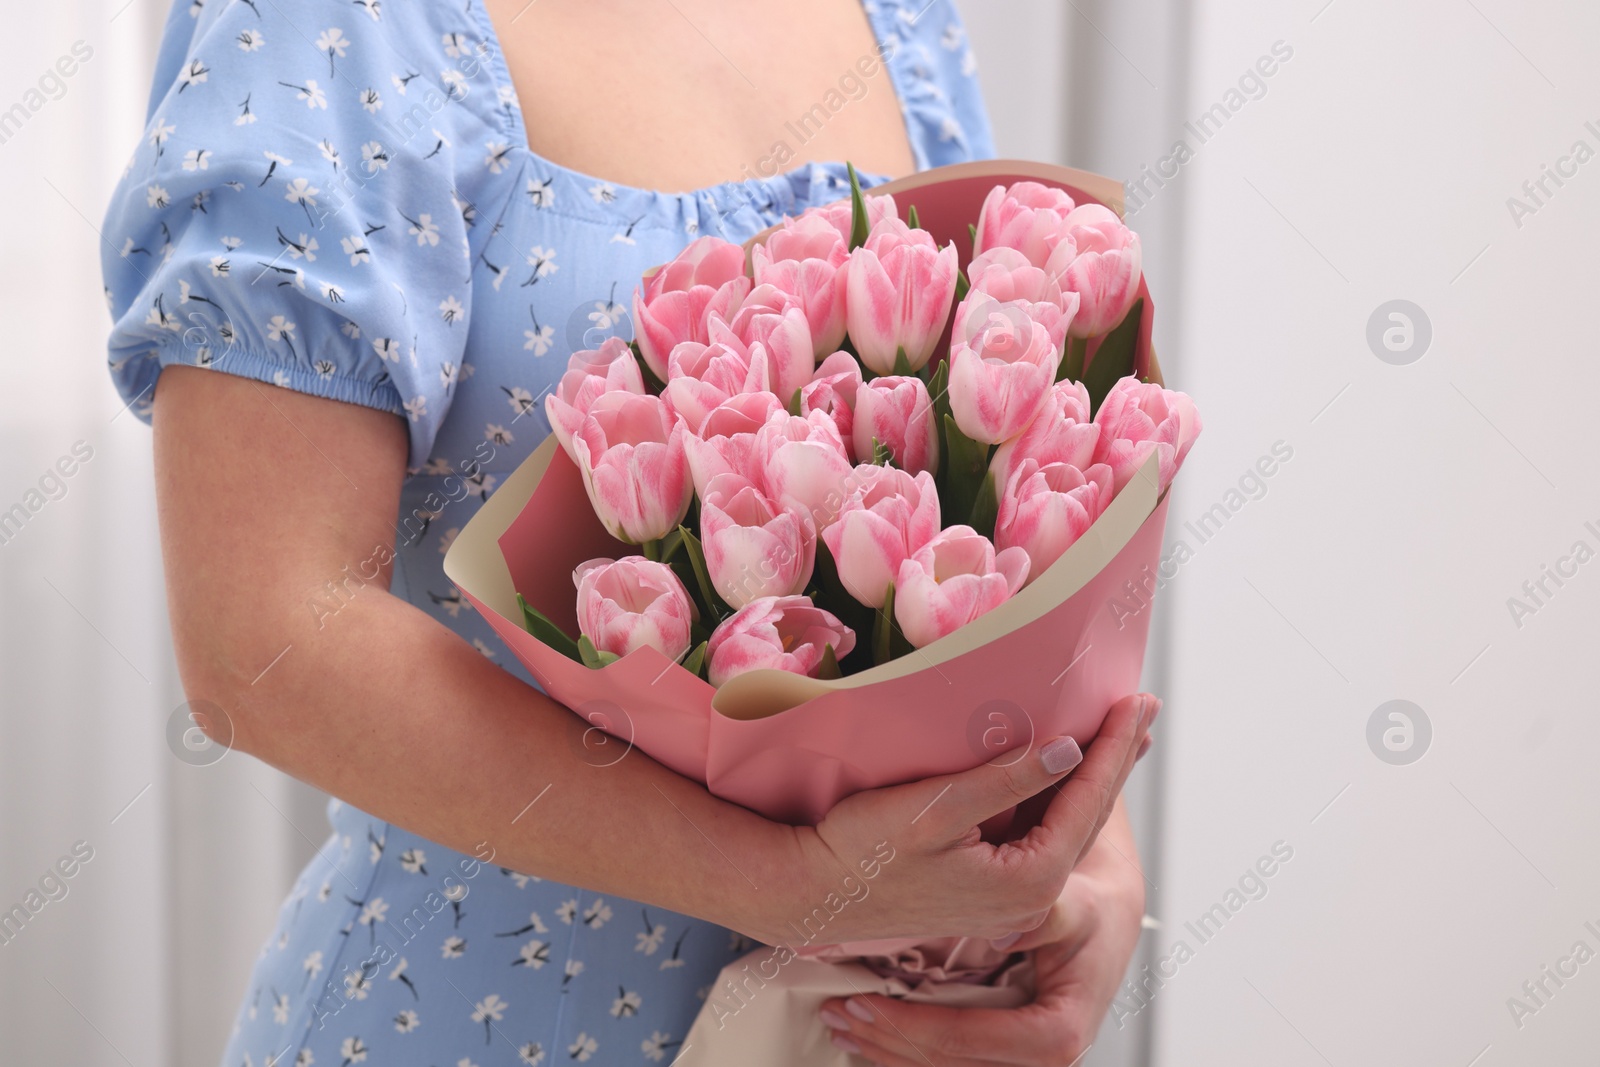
[
  {"x1": 438, "y1": 296, "x2": 464, "y2": 324},
  {"x1": 523, "y1": 320, "x2": 553, "y2": 357},
  {"x1": 341, "y1": 235, "x2": 371, "y2": 265},
  {"x1": 517, "y1": 1044, "x2": 545, "y2": 1066},
  {"x1": 440, "y1": 936, "x2": 466, "y2": 959},
  {"x1": 177, "y1": 58, "x2": 210, "y2": 90},
  {"x1": 522, "y1": 246, "x2": 557, "y2": 287},
  {"x1": 265, "y1": 315, "x2": 295, "y2": 343},
  {"x1": 582, "y1": 899, "x2": 613, "y2": 929},
  {"x1": 525, "y1": 178, "x2": 554, "y2": 207},
  {"x1": 343, "y1": 970, "x2": 372, "y2": 1001},
  {"x1": 372, "y1": 337, "x2": 399, "y2": 362},
  {"x1": 484, "y1": 141, "x2": 511, "y2": 174},
  {"x1": 484, "y1": 424, "x2": 512, "y2": 446},
  {"x1": 354, "y1": 0, "x2": 381, "y2": 20},
  {"x1": 393, "y1": 1009, "x2": 419, "y2": 1033},
  {"x1": 147, "y1": 185, "x2": 170, "y2": 209},
  {"x1": 359, "y1": 141, "x2": 389, "y2": 173},
  {"x1": 399, "y1": 848, "x2": 426, "y2": 874},
  {"x1": 337, "y1": 1036, "x2": 367, "y2": 1065},
  {"x1": 359, "y1": 87, "x2": 381, "y2": 112},
  {"x1": 402, "y1": 395, "x2": 428, "y2": 422},
  {"x1": 405, "y1": 212, "x2": 440, "y2": 246},
  {"x1": 470, "y1": 994, "x2": 506, "y2": 1042},
  {"x1": 611, "y1": 989, "x2": 641, "y2": 1017},
  {"x1": 237, "y1": 28, "x2": 264, "y2": 51},
  {"x1": 182, "y1": 148, "x2": 212, "y2": 171},
  {"x1": 316, "y1": 28, "x2": 350, "y2": 73},
  {"x1": 641, "y1": 1033, "x2": 675, "y2": 1062},
  {"x1": 515, "y1": 939, "x2": 549, "y2": 969},
  {"x1": 589, "y1": 183, "x2": 617, "y2": 205},
  {"x1": 567, "y1": 1032, "x2": 598, "y2": 1062},
  {"x1": 283, "y1": 78, "x2": 328, "y2": 109}
]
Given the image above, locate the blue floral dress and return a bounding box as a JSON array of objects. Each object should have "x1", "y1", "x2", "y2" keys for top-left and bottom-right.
[{"x1": 101, "y1": 1, "x2": 994, "y2": 1063}]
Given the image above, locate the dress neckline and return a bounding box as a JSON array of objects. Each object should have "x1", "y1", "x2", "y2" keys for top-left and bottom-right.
[{"x1": 465, "y1": 0, "x2": 919, "y2": 212}]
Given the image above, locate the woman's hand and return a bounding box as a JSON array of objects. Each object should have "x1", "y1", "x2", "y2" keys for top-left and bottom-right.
[
  {"x1": 817, "y1": 795, "x2": 1149, "y2": 1065},
  {"x1": 782, "y1": 694, "x2": 1154, "y2": 946}
]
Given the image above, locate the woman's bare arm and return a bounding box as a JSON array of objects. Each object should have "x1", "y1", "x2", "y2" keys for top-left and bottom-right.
[{"x1": 154, "y1": 366, "x2": 1152, "y2": 945}]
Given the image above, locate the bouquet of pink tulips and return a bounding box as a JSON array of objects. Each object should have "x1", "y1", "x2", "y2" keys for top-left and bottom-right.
[
  {"x1": 446, "y1": 160, "x2": 1197, "y2": 1065},
  {"x1": 529, "y1": 167, "x2": 1199, "y2": 686}
]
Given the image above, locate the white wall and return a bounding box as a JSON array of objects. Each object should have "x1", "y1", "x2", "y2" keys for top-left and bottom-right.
[{"x1": 1153, "y1": 1, "x2": 1600, "y2": 1064}]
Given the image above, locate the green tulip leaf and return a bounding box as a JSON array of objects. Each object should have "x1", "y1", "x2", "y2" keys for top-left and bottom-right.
[
  {"x1": 517, "y1": 594, "x2": 582, "y2": 663},
  {"x1": 873, "y1": 583, "x2": 896, "y2": 667},
  {"x1": 940, "y1": 413, "x2": 990, "y2": 531},
  {"x1": 577, "y1": 634, "x2": 620, "y2": 670},
  {"x1": 906, "y1": 203, "x2": 921, "y2": 230},
  {"x1": 968, "y1": 470, "x2": 998, "y2": 541},
  {"x1": 847, "y1": 162, "x2": 871, "y2": 250},
  {"x1": 680, "y1": 640, "x2": 708, "y2": 680},
  {"x1": 817, "y1": 642, "x2": 842, "y2": 680},
  {"x1": 1082, "y1": 298, "x2": 1145, "y2": 416}
]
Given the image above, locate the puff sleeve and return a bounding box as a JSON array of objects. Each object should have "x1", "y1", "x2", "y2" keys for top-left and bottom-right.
[{"x1": 101, "y1": 0, "x2": 502, "y2": 467}]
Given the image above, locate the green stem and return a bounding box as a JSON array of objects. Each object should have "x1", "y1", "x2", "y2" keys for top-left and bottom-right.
[
  {"x1": 1058, "y1": 335, "x2": 1089, "y2": 383},
  {"x1": 642, "y1": 538, "x2": 661, "y2": 562}
]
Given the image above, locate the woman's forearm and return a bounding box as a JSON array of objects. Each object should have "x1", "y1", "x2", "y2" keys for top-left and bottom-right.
[{"x1": 223, "y1": 585, "x2": 805, "y2": 942}]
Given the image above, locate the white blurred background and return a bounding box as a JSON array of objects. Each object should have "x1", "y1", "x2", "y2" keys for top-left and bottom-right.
[{"x1": 2, "y1": 1, "x2": 1596, "y2": 1064}]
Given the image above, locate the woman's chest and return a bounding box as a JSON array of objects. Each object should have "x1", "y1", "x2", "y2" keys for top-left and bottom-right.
[{"x1": 480, "y1": 0, "x2": 915, "y2": 192}]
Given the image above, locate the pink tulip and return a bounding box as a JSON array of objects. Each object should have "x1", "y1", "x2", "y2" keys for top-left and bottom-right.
[
  {"x1": 573, "y1": 556, "x2": 696, "y2": 661},
  {"x1": 843, "y1": 227, "x2": 959, "y2": 374},
  {"x1": 723, "y1": 284, "x2": 816, "y2": 407},
  {"x1": 988, "y1": 378, "x2": 1101, "y2": 498},
  {"x1": 851, "y1": 375, "x2": 939, "y2": 475},
  {"x1": 634, "y1": 236, "x2": 751, "y2": 381},
  {"x1": 961, "y1": 247, "x2": 1080, "y2": 356},
  {"x1": 893, "y1": 526, "x2": 1030, "y2": 648},
  {"x1": 820, "y1": 465, "x2": 941, "y2": 608},
  {"x1": 1092, "y1": 377, "x2": 1202, "y2": 493},
  {"x1": 699, "y1": 473, "x2": 816, "y2": 609},
  {"x1": 995, "y1": 460, "x2": 1114, "y2": 584},
  {"x1": 800, "y1": 192, "x2": 898, "y2": 245},
  {"x1": 1045, "y1": 205, "x2": 1142, "y2": 338},
  {"x1": 544, "y1": 337, "x2": 646, "y2": 462},
  {"x1": 751, "y1": 214, "x2": 850, "y2": 356},
  {"x1": 756, "y1": 410, "x2": 855, "y2": 536},
  {"x1": 706, "y1": 595, "x2": 856, "y2": 687},
  {"x1": 682, "y1": 391, "x2": 786, "y2": 496},
  {"x1": 973, "y1": 181, "x2": 1077, "y2": 267},
  {"x1": 799, "y1": 351, "x2": 863, "y2": 457},
  {"x1": 661, "y1": 326, "x2": 771, "y2": 436},
  {"x1": 570, "y1": 392, "x2": 692, "y2": 544},
  {"x1": 947, "y1": 310, "x2": 1057, "y2": 446}
]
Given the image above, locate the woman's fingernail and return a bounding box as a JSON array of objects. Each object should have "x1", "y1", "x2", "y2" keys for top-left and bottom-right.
[
  {"x1": 820, "y1": 1008, "x2": 852, "y2": 1031},
  {"x1": 1136, "y1": 733, "x2": 1153, "y2": 761},
  {"x1": 990, "y1": 931, "x2": 1021, "y2": 950},
  {"x1": 1149, "y1": 698, "x2": 1163, "y2": 725},
  {"x1": 1041, "y1": 736, "x2": 1083, "y2": 775},
  {"x1": 845, "y1": 997, "x2": 876, "y2": 1023},
  {"x1": 830, "y1": 1032, "x2": 863, "y2": 1054}
]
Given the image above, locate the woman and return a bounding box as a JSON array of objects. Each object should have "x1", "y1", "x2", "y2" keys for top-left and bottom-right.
[{"x1": 101, "y1": 1, "x2": 1155, "y2": 1063}]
